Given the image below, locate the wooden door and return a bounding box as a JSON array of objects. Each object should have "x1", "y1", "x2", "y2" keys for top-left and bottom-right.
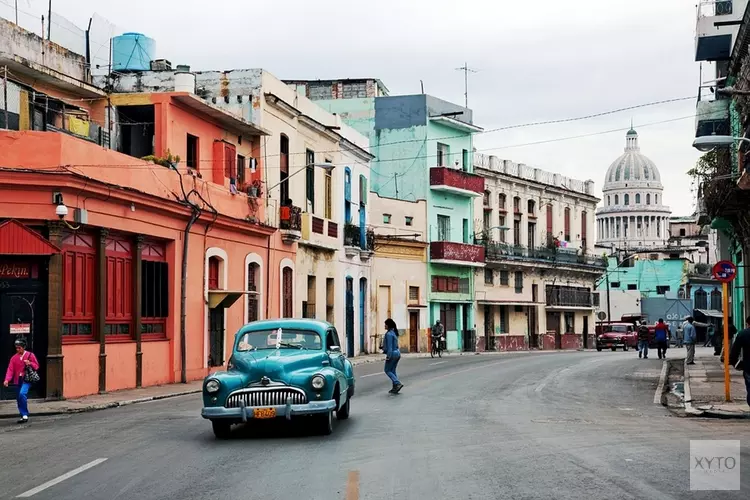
[{"x1": 409, "y1": 311, "x2": 419, "y2": 352}]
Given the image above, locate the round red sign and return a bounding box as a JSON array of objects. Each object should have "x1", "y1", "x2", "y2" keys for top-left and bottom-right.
[{"x1": 712, "y1": 260, "x2": 737, "y2": 283}]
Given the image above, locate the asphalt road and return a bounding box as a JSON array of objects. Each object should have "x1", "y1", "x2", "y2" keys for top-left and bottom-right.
[{"x1": 1, "y1": 350, "x2": 749, "y2": 500}]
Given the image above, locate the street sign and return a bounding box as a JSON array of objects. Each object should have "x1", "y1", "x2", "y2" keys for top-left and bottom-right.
[
  {"x1": 597, "y1": 311, "x2": 607, "y2": 321},
  {"x1": 712, "y1": 260, "x2": 737, "y2": 283}
]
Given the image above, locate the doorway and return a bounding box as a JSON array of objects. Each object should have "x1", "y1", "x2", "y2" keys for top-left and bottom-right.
[
  {"x1": 208, "y1": 308, "x2": 225, "y2": 367},
  {"x1": 359, "y1": 278, "x2": 367, "y2": 354},
  {"x1": 345, "y1": 277, "x2": 354, "y2": 357},
  {"x1": 409, "y1": 311, "x2": 419, "y2": 352},
  {"x1": 582, "y1": 315, "x2": 589, "y2": 348}
]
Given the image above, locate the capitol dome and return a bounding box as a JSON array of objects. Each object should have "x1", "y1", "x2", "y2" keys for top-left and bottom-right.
[{"x1": 596, "y1": 127, "x2": 671, "y2": 248}]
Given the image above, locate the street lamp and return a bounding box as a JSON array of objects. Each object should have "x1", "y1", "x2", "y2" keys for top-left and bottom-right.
[{"x1": 691, "y1": 135, "x2": 750, "y2": 152}]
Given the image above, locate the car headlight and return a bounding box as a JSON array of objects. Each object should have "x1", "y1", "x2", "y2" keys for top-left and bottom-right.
[
  {"x1": 205, "y1": 379, "x2": 220, "y2": 393},
  {"x1": 311, "y1": 375, "x2": 325, "y2": 390},
  {"x1": 597, "y1": 335, "x2": 603, "y2": 340},
  {"x1": 614, "y1": 336, "x2": 621, "y2": 341}
]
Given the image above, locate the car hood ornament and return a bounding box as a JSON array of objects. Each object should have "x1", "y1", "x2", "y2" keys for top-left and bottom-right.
[{"x1": 260, "y1": 376, "x2": 271, "y2": 386}]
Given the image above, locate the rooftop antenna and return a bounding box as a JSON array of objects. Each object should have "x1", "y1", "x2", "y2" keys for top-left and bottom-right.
[{"x1": 455, "y1": 62, "x2": 478, "y2": 108}]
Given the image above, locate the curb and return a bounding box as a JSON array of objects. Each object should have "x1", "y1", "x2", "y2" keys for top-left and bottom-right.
[
  {"x1": 680, "y1": 358, "x2": 749, "y2": 419},
  {"x1": 350, "y1": 348, "x2": 595, "y2": 366},
  {"x1": 0, "y1": 388, "x2": 201, "y2": 419},
  {"x1": 683, "y1": 358, "x2": 703, "y2": 416}
]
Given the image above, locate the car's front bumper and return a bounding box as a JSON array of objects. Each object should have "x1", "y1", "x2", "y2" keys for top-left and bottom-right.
[{"x1": 201, "y1": 399, "x2": 336, "y2": 421}]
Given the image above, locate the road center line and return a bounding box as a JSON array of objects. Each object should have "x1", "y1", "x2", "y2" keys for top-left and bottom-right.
[
  {"x1": 345, "y1": 470, "x2": 360, "y2": 500},
  {"x1": 360, "y1": 373, "x2": 381, "y2": 378},
  {"x1": 17, "y1": 458, "x2": 108, "y2": 498},
  {"x1": 654, "y1": 360, "x2": 668, "y2": 404},
  {"x1": 429, "y1": 361, "x2": 446, "y2": 366}
]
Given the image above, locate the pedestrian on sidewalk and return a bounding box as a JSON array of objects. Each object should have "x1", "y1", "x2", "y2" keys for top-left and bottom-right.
[
  {"x1": 676, "y1": 323, "x2": 684, "y2": 348},
  {"x1": 637, "y1": 323, "x2": 649, "y2": 359},
  {"x1": 729, "y1": 316, "x2": 750, "y2": 408},
  {"x1": 684, "y1": 317, "x2": 697, "y2": 365},
  {"x1": 655, "y1": 319, "x2": 669, "y2": 360},
  {"x1": 382, "y1": 319, "x2": 403, "y2": 394},
  {"x1": 704, "y1": 324, "x2": 715, "y2": 348},
  {"x1": 3, "y1": 338, "x2": 40, "y2": 424}
]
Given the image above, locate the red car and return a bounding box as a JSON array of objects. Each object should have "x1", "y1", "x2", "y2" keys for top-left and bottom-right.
[{"x1": 595, "y1": 323, "x2": 637, "y2": 351}]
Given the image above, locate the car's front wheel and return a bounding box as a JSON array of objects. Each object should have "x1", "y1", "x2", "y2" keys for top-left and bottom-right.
[
  {"x1": 211, "y1": 420, "x2": 232, "y2": 439},
  {"x1": 623, "y1": 344, "x2": 629, "y2": 352},
  {"x1": 317, "y1": 411, "x2": 333, "y2": 435},
  {"x1": 337, "y1": 397, "x2": 351, "y2": 420},
  {"x1": 611, "y1": 347, "x2": 617, "y2": 352},
  {"x1": 596, "y1": 345, "x2": 602, "y2": 352}
]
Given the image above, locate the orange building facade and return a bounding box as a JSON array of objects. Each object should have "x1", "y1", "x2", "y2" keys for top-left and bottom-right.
[{"x1": 0, "y1": 54, "x2": 296, "y2": 399}]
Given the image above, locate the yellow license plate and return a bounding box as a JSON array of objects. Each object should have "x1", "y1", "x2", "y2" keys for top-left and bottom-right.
[{"x1": 253, "y1": 408, "x2": 276, "y2": 419}]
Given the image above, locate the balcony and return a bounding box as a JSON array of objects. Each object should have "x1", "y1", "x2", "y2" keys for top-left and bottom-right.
[
  {"x1": 300, "y1": 213, "x2": 338, "y2": 251},
  {"x1": 279, "y1": 204, "x2": 302, "y2": 244},
  {"x1": 343, "y1": 224, "x2": 375, "y2": 259},
  {"x1": 695, "y1": 1, "x2": 745, "y2": 61},
  {"x1": 695, "y1": 93, "x2": 730, "y2": 138},
  {"x1": 430, "y1": 241, "x2": 485, "y2": 267},
  {"x1": 545, "y1": 286, "x2": 593, "y2": 309},
  {"x1": 482, "y1": 241, "x2": 607, "y2": 270},
  {"x1": 429, "y1": 167, "x2": 484, "y2": 197}
]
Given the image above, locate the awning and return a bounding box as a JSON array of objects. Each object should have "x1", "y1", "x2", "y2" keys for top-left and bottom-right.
[
  {"x1": 694, "y1": 309, "x2": 724, "y2": 319},
  {"x1": 208, "y1": 290, "x2": 256, "y2": 309},
  {"x1": 0, "y1": 220, "x2": 60, "y2": 255}
]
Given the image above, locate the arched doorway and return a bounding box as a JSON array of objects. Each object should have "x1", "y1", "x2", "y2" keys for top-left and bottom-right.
[{"x1": 359, "y1": 278, "x2": 367, "y2": 354}]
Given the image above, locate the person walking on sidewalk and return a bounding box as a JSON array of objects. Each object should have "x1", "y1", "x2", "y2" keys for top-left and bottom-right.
[
  {"x1": 684, "y1": 317, "x2": 697, "y2": 365},
  {"x1": 637, "y1": 323, "x2": 650, "y2": 359},
  {"x1": 655, "y1": 319, "x2": 669, "y2": 360},
  {"x1": 382, "y1": 319, "x2": 403, "y2": 394},
  {"x1": 3, "y1": 339, "x2": 40, "y2": 424},
  {"x1": 729, "y1": 316, "x2": 750, "y2": 408},
  {"x1": 704, "y1": 324, "x2": 715, "y2": 348}
]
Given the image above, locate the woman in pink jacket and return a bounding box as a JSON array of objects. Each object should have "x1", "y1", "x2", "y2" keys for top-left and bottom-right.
[{"x1": 3, "y1": 339, "x2": 39, "y2": 423}]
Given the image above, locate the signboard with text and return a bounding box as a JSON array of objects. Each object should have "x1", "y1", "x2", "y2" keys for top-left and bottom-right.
[
  {"x1": 712, "y1": 261, "x2": 737, "y2": 283},
  {"x1": 0, "y1": 262, "x2": 31, "y2": 279}
]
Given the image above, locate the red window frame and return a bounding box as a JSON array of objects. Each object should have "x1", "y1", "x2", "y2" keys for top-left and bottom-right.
[
  {"x1": 105, "y1": 234, "x2": 133, "y2": 342},
  {"x1": 431, "y1": 276, "x2": 459, "y2": 293},
  {"x1": 142, "y1": 240, "x2": 168, "y2": 340},
  {"x1": 208, "y1": 257, "x2": 220, "y2": 290},
  {"x1": 61, "y1": 232, "x2": 96, "y2": 344}
]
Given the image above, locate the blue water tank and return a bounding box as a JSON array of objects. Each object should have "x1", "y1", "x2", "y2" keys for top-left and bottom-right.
[{"x1": 112, "y1": 33, "x2": 156, "y2": 72}]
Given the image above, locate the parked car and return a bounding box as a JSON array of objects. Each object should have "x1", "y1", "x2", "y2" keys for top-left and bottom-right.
[
  {"x1": 595, "y1": 323, "x2": 637, "y2": 351},
  {"x1": 201, "y1": 319, "x2": 355, "y2": 438}
]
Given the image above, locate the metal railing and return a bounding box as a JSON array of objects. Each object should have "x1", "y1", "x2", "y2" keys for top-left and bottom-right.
[{"x1": 478, "y1": 240, "x2": 607, "y2": 268}]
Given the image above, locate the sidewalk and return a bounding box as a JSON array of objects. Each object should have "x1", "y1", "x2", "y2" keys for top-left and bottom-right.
[
  {"x1": 0, "y1": 349, "x2": 588, "y2": 418},
  {"x1": 684, "y1": 348, "x2": 750, "y2": 418}
]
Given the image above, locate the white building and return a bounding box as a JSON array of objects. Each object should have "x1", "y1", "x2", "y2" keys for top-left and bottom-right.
[{"x1": 596, "y1": 128, "x2": 672, "y2": 248}]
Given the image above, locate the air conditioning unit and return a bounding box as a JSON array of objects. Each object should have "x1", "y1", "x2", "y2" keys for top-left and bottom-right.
[{"x1": 716, "y1": 1, "x2": 733, "y2": 16}]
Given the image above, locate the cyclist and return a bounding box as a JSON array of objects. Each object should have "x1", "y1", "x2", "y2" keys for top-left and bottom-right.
[{"x1": 432, "y1": 320, "x2": 444, "y2": 353}]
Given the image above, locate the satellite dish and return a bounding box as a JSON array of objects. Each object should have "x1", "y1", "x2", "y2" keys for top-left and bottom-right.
[{"x1": 597, "y1": 311, "x2": 607, "y2": 321}]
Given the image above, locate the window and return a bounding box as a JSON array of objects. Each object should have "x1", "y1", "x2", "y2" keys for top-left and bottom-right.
[
  {"x1": 513, "y1": 220, "x2": 521, "y2": 246},
  {"x1": 223, "y1": 143, "x2": 237, "y2": 181},
  {"x1": 437, "y1": 142, "x2": 450, "y2": 166},
  {"x1": 462, "y1": 149, "x2": 469, "y2": 171},
  {"x1": 408, "y1": 286, "x2": 419, "y2": 304},
  {"x1": 326, "y1": 328, "x2": 342, "y2": 350},
  {"x1": 237, "y1": 155, "x2": 246, "y2": 188},
  {"x1": 593, "y1": 293, "x2": 601, "y2": 307},
  {"x1": 247, "y1": 262, "x2": 260, "y2": 323},
  {"x1": 305, "y1": 149, "x2": 315, "y2": 212},
  {"x1": 282, "y1": 266, "x2": 293, "y2": 318},
  {"x1": 432, "y1": 276, "x2": 460, "y2": 293},
  {"x1": 326, "y1": 278, "x2": 335, "y2": 323},
  {"x1": 581, "y1": 211, "x2": 587, "y2": 248},
  {"x1": 499, "y1": 216, "x2": 506, "y2": 243},
  {"x1": 546, "y1": 204, "x2": 553, "y2": 243},
  {"x1": 483, "y1": 211, "x2": 492, "y2": 233},
  {"x1": 62, "y1": 232, "x2": 96, "y2": 341},
  {"x1": 359, "y1": 174, "x2": 367, "y2": 206},
  {"x1": 527, "y1": 200, "x2": 536, "y2": 216},
  {"x1": 514, "y1": 271, "x2": 523, "y2": 294},
  {"x1": 484, "y1": 269, "x2": 493, "y2": 285},
  {"x1": 498, "y1": 193, "x2": 506, "y2": 210},
  {"x1": 513, "y1": 196, "x2": 521, "y2": 213},
  {"x1": 695, "y1": 289, "x2": 708, "y2": 309},
  {"x1": 483, "y1": 190, "x2": 491, "y2": 207},
  {"x1": 656, "y1": 285, "x2": 670, "y2": 295},
  {"x1": 304, "y1": 275, "x2": 316, "y2": 319},
  {"x1": 710, "y1": 289, "x2": 722, "y2": 310},
  {"x1": 528, "y1": 222, "x2": 536, "y2": 248},
  {"x1": 611, "y1": 281, "x2": 621, "y2": 288},
  {"x1": 624, "y1": 194, "x2": 630, "y2": 206},
  {"x1": 344, "y1": 167, "x2": 352, "y2": 224},
  {"x1": 186, "y1": 134, "x2": 199, "y2": 169},
  {"x1": 105, "y1": 235, "x2": 133, "y2": 339},
  {"x1": 615, "y1": 194, "x2": 619, "y2": 205},
  {"x1": 499, "y1": 306, "x2": 508, "y2": 333},
  {"x1": 499, "y1": 270, "x2": 509, "y2": 286},
  {"x1": 627, "y1": 284, "x2": 637, "y2": 290},
  {"x1": 208, "y1": 257, "x2": 220, "y2": 290},
  {"x1": 324, "y1": 169, "x2": 332, "y2": 219},
  {"x1": 405, "y1": 216, "x2": 413, "y2": 226},
  {"x1": 646, "y1": 193, "x2": 651, "y2": 205},
  {"x1": 142, "y1": 240, "x2": 168, "y2": 338},
  {"x1": 564, "y1": 312, "x2": 575, "y2": 333},
  {"x1": 650, "y1": 254, "x2": 659, "y2": 260},
  {"x1": 635, "y1": 193, "x2": 641, "y2": 204},
  {"x1": 439, "y1": 303, "x2": 458, "y2": 331},
  {"x1": 655, "y1": 194, "x2": 659, "y2": 205},
  {"x1": 607, "y1": 196, "x2": 611, "y2": 206},
  {"x1": 383, "y1": 213, "x2": 392, "y2": 224},
  {"x1": 463, "y1": 219, "x2": 469, "y2": 243},
  {"x1": 564, "y1": 207, "x2": 571, "y2": 241},
  {"x1": 679, "y1": 228, "x2": 686, "y2": 237},
  {"x1": 437, "y1": 215, "x2": 451, "y2": 241},
  {"x1": 280, "y1": 135, "x2": 290, "y2": 204}
]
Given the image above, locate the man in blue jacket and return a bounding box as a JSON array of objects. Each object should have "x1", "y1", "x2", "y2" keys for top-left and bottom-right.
[
  {"x1": 654, "y1": 319, "x2": 669, "y2": 360},
  {"x1": 684, "y1": 317, "x2": 697, "y2": 365}
]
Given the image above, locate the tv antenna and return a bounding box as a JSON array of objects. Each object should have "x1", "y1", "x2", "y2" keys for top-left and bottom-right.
[{"x1": 455, "y1": 62, "x2": 478, "y2": 108}]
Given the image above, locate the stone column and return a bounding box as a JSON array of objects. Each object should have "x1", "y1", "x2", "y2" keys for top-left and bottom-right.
[
  {"x1": 46, "y1": 221, "x2": 64, "y2": 400},
  {"x1": 134, "y1": 235, "x2": 144, "y2": 388},
  {"x1": 97, "y1": 228, "x2": 109, "y2": 394}
]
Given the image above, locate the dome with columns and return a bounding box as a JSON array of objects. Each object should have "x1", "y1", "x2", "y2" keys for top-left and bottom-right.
[{"x1": 595, "y1": 128, "x2": 671, "y2": 248}]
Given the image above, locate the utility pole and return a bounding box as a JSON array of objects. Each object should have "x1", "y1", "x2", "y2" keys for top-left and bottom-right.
[
  {"x1": 605, "y1": 269, "x2": 612, "y2": 324},
  {"x1": 394, "y1": 173, "x2": 399, "y2": 198},
  {"x1": 2, "y1": 66, "x2": 7, "y2": 130},
  {"x1": 455, "y1": 62, "x2": 477, "y2": 109},
  {"x1": 48, "y1": 0, "x2": 52, "y2": 40},
  {"x1": 14, "y1": 0, "x2": 18, "y2": 24}
]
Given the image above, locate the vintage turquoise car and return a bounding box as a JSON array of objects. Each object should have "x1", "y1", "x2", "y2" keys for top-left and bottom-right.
[{"x1": 201, "y1": 318, "x2": 355, "y2": 438}]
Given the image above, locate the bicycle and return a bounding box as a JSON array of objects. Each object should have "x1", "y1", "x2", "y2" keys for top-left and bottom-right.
[{"x1": 430, "y1": 336, "x2": 444, "y2": 358}]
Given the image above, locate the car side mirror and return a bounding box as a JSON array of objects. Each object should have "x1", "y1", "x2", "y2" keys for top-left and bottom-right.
[{"x1": 329, "y1": 346, "x2": 341, "y2": 353}]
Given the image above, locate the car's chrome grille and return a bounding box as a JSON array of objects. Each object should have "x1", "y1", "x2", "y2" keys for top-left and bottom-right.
[{"x1": 225, "y1": 388, "x2": 308, "y2": 408}]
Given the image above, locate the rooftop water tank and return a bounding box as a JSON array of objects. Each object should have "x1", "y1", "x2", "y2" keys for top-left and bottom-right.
[
  {"x1": 175, "y1": 72, "x2": 196, "y2": 94},
  {"x1": 112, "y1": 33, "x2": 156, "y2": 72}
]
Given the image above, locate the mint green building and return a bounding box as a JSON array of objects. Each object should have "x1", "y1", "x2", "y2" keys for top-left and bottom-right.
[{"x1": 289, "y1": 80, "x2": 485, "y2": 351}]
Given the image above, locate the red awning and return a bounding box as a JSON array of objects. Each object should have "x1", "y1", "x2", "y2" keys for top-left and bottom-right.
[{"x1": 0, "y1": 220, "x2": 60, "y2": 255}]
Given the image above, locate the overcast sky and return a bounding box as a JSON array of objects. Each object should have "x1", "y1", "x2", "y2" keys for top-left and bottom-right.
[{"x1": 3, "y1": 0, "x2": 702, "y2": 215}]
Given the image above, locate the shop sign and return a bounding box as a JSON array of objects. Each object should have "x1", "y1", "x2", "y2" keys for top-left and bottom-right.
[
  {"x1": 0, "y1": 262, "x2": 31, "y2": 279},
  {"x1": 10, "y1": 323, "x2": 31, "y2": 335}
]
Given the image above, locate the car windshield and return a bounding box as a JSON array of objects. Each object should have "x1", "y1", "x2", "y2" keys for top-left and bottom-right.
[
  {"x1": 236, "y1": 329, "x2": 322, "y2": 351},
  {"x1": 607, "y1": 325, "x2": 629, "y2": 333}
]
